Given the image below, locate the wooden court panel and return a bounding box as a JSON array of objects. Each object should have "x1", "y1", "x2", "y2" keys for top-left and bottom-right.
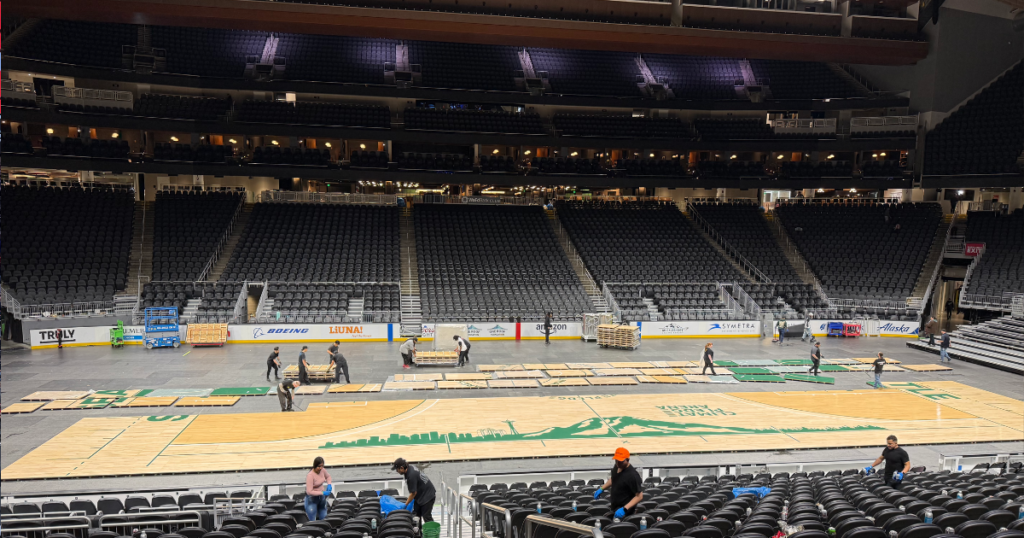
[
  {"x1": 437, "y1": 381, "x2": 489, "y2": 390},
  {"x1": 566, "y1": 362, "x2": 612, "y2": 370},
  {"x1": 545, "y1": 370, "x2": 592, "y2": 377},
  {"x1": 676, "y1": 367, "x2": 733, "y2": 375},
  {"x1": 383, "y1": 382, "x2": 437, "y2": 391},
  {"x1": 210, "y1": 387, "x2": 271, "y2": 397},
  {"x1": 651, "y1": 361, "x2": 698, "y2": 368},
  {"x1": 853, "y1": 357, "x2": 901, "y2": 364},
  {"x1": 2, "y1": 402, "x2": 45, "y2": 414},
  {"x1": 175, "y1": 397, "x2": 241, "y2": 407},
  {"x1": 110, "y1": 397, "x2": 180, "y2": 408},
  {"x1": 94, "y1": 390, "x2": 144, "y2": 398},
  {"x1": 734, "y1": 375, "x2": 787, "y2": 383},
  {"x1": 784, "y1": 374, "x2": 835, "y2": 385},
  {"x1": 394, "y1": 374, "x2": 444, "y2": 382},
  {"x1": 445, "y1": 373, "x2": 493, "y2": 381},
  {"x1": 609, "y1": 362, "x2": 653, "y2": 369},
  {"x1": 846, "y1": 364, "x2": 906, "y2": 372},
  {"x1": 714, "y1": 361, "x2": 739, "y2": 367},
  {"x1": 777, "y1": 359, "x2": 814, "y2": 366},
  {"x1": 824, "y1": 359, "x2": 861, "y2": 365},
  {"x1": 4, "y1": 381, "x2": 1022, "y2": 480},
  {"x1": 523, "y1": 363, "x2": 566, "y2": 370},
  {"x1": 768, "y1": 366, "x2": 813, "y2": 374},
  {"x1": 902, "y1": 364, "x2": 954, "y2": 372},
  {"x1": 730, "y1": 367, "x2": 774, "y2": 375},
  {"x1": 147, "y1": 389, "x2": 214, "y2": 398},
  {"x1": 292, "y1": 385, "x2": 327, "y2": 396},
  {"x1": 640, "y1": 369, "x2": 678, "y2": 375},
  {"x1": 683, "y1": 375, "x2": 739, "y2": 384},
  {"x1": 477, "y1": 365, "x2": 524, "y2": 372},
  {"x1": 587, "y1": 377, "x2": 639, "y2": 386},
  {"x1": 41, "y1": 400, "x2": 87, "y2": 411},
  {"x1": 493, "y1": 371, "x2": 546, "y2": 379},
  {"x1": 594, "y1": 368, "x2": 642, "y2": 376},
  {"x1": 22, "y1": 391, "x2": 92, "y2": 401},
  {"x1": 637, "y1": 376, "x2": 689, "y2": 384},
  {"x1": 733, "y1": 360, "x2": 778, "y2": 366},
  {"x1": 541, "y1": 378, "x2": 591, "y2": 387},
  {"x1": 819, "y1": 365, "x2": 852, "y2": 372}
]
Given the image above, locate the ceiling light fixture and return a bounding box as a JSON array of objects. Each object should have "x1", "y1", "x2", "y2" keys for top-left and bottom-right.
[
  {"x1": 229, "y1": 139, "x2": 237, "y2": 144},
  {"x1": 170, "y1": 136, "x2": 179, "y2": 142},
  {"x1": 359, "y1": 144, "x2": 367, "y2": 150},
  {"x1": 271, "y1": 140, "x2": 279, "y2": 146},
  {"x1": 325, "y1": 142, "x2": 332, "y2": 148},
  {"x1": 46, "y1": 128, "x2": 54, "y2": 134}
]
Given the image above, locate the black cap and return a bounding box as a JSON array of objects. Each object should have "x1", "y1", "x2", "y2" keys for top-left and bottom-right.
[{"x1": 392, "y1": 458, "x2": 407, "y2": 471}]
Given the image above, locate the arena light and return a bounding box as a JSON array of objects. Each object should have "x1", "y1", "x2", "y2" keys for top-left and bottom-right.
[
  {"x1": 571, "y1": 152, "x2": 578, "y2": 157},
  {"x1": 229, "y1": 139, "x2": 237, "y2": 144},
  {"x1": 170, "y1": 136, "x2": 179, "y2": 142},
  {"x1": 818, "y1": 188, "x2": 825, "y2": 193},
  {"x1": 827, "y1": 154, "x2": 835, "y2": 159},
  {"x1": 730, "y1": 155, "x2": 737, "y2": 160},
  {"x1": 493, "y1": 149, "x2": 500, "y2": 154},
  {"x1": 360, "y1": 144, "x2": 367, "y2": 150},
  {"x1": 850, "y1": 188, "x2": 857, "y2": 193},
  {"x1": 777, "y1": 155, "x2": 784, "y2": 160},
  {"x1": 325, "y1": 142, "x2": 332, "y2": 148},
  {"x1": 650, "y1": 153, "x2": 655, "y2": 158},
  {"x1": 872, "y1": 153, "x2": 878, "y2": 158},
  {"x1": 111, "y1": 132, "x2": 120, "y2": 139},
  {"x1": 524, "y1": 150, "x2": 532, "y2": 155},
  {"x1": 957, "y1": 190, "x2": 965, "y2": 195},
  {"x1": 46, "y1": 128, "x2": 54, "y2": 134},
  {"x1": 880, "y1": 152, "x2": 886, "y2": 156},
  {"x1": 271, "y1": 140, "x2": 279, "y2": 146}
]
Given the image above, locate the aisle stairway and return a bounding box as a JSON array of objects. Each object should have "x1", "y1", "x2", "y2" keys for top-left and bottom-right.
[
  {"x1": 765, "y1": 211, "x2": 817, "y2": 285},
  {"x1": 400, "y1": 207, "x2": 423, "y2": 336},
  {"x1": 207, "y1": 204, "x2": 253, "y2": 281},
  {"x1": 681, "y1": 208, "x2": 755, "y2": 283},
  {"x1": 546, "y1": 208, "x2": 610, "y2": 313},
  {"x1": 126, "y1": 200, "x2": 154, "y2": 296},
  {"x1": 907, "y1": 315, "x2": 1024, "y2": 374},
  {"x1": 911, "y1": 214, "x2": 959, "y2": 300}
]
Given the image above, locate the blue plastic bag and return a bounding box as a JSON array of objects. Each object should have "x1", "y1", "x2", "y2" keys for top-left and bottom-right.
[
  {"x1": 732, "y1": 487, "x2": 771, "y2": 499},
  {"x1": 380, "y1": 494, "x2": 408, "y2": 516}
]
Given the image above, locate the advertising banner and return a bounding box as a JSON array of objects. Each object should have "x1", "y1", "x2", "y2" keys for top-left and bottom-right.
[
  {"x1": 639, "y1": 320, "x2": 760, "y2": 338},
  {"x1": 520, "y1": 321, "x2": 583, "y2": 340},
  {"x1": 420, "y1": 322, "x2": 583, "y2": 341},
  {"x1": 29, "y1": 325, "x2": 154, "y2": 348},
  {"x1": 876, "y1": 320, "x2": 920, "y2": 337},
  {"x1": 227, "y1": 324, "x2": 392, "y2": 343}
]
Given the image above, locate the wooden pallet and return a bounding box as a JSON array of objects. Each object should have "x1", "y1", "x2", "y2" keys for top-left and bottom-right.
[
  {"x1": 437, "y1": 381, "x2": 489, "y2": 390},
  {"x1": 540, "y1": 378, "x2": 591, "y2": 387},
  {"x1": 587, "y1": 377, "x2": 639, "y2": 386},
  {"x1": 175, "y1": 396, "x2": 240, "y2": 407},
  {"x1": 414, "y1": 351, "x2": 459, "y2": 365},
  {"x1": 110, "y1": 397, "x2": 180, "y2": 408},
  {"x1": 493, "y1": 371, "x2": 546, "y2": 379},
  {"x1": 477, "y1": 365, "x2": 525, "y2": 372},
  {"x1": 544, "y1": 369, "x2": 592, "y2": 377},
  {"x1": 445, "y1": 373, "x2": 493, "y2": 381},
  {"x1": 328, "y1": 384, "x2": 383, "y2": 393},
  {"x1": 383, "y1": 382, "x2": 437, "y2": 391},
  {"x1": 187, "y1": 323, "x2": 229, "y2": 346},
  {"x1": 487, "y1": 379, "x2": 540, "y2": 389},
  {"x1": 292, "y1": 385, "x2": 328, "y2": 396},
  {"x1": 1, "y1": 402, "x2": 45, "y2": 414},
  {"x1": 594, "y1": 368, "x2": 642, "y2": 376},
  {"x1": 394, "y1": 374, "x2": 444, "y2": 382},
  {"x1": 902, "y1": 364, "x2": 953, "y2": 372},
  {"x1": 636, "y1": 375, "x2": 689, "y2": 384},
  {"x1": 523, "y1": 363, "x2": 566, "y2": 370},
  {"x1": 597, "y1": 324, "x2": 640, "y2": 350},
  {"x1": 22, "y1": 391, "x2": 92, "y2": 402},
  {"x1": 566, "y1": 362, "x2": 612, "y2": 370}
]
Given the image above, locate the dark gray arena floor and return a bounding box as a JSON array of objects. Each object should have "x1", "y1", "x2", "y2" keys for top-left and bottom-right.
[{"x1": 2, "y1": 335, "x2": 1021, "y2": 495}]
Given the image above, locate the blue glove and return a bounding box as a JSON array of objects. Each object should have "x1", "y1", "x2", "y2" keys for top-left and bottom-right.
[
  {"x1": 614, "y1": 508, "x2": 626, "y2": 519},
  {"x1": 593, "y1": 488, "x2": 603, "y2": 499},
  {"x1": 406, "y1": 501, "x2": 414, "y2": 511},
  {"x1": 895, "y1": 472, "x2": 904, "y2": 480},
  {"x1": 864, "y1": 467, "x2": 873, "y2": 474},
  {"x1": 324, "y1": 484, "x2": 333, "y2": 496}
]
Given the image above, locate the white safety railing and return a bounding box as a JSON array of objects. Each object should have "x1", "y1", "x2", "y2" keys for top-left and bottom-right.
[
  {"x1": 525, "y1": 515, "x2": 605, "y2": 538},
  {"x1": 959, "y1": 243, "x2": 984, "y2": 309},
  {"x1": 688, "y1": 204, "x2": 772, "y2": 284},
  {"x1": 909, "y1": 214, "x2": 960, "y2": 315},
  {"x1": 551, "y1": 216, "x2": 602, "y2": 296},
  {"x1": 261, "y1": 191, "x2": 398, "y2": 205},
  {"x1": 601, "y1": 283, "x2": 622, "y2": 322},
  {"x1": 0, "y1": 514, "x2": 92, "y2": 536},
  {"x1": 231, "y1": 281, "x2": 250, "y2": 323},
  {"x1": 212, "y1": 497, "x2": 265, "y2": 529},
  {"x1": 772, "y1": 117, "x2": 837, "y2": 135},
  {"x1": 729, "y1": 282, "x2": 762, "y2": 320},
  {"x1": 52, "y1": 86, "x2": 134, "y2": 111},
  {"x1": 1012, "y1": 295, "x2": 1023, "y2": 320},
  {"x1": 960, "y1": 293, "x2": 1017, "y2": 312},
  {"x1": 2, "y1": 79, "x2": 36, "y2": 98},
  {"x1": 252, "y1": 282, "x2": 271, "y2": 322},
  {"x1": 98, "y1": 510, "x2": 202, "y2": 536},
  {"x1": 197, "y1": 194, "x2": 246, "y2": 283},
  {"x1": 850, "y1": 115, "x2": 918, "y2": 133}
]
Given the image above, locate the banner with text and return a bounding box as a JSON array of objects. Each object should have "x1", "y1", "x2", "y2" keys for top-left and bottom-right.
[
  {"x1": 227, "y1": 324, "x2": 392, "y2": 343},
  {"x1": 639, "y1": 320, "x2": 760, "y2": 338}
]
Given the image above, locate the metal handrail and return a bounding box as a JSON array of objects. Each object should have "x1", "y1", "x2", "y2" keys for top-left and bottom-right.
[
  {"x1": 730, "y1": 282, "x2": 762, "y2": 320},
  {"x1": 458, "y1": 494, "x2": 478, "y2": 538},
  {"x1": 601, "y1": 283, "x2": 622, "y2": 322},
  {"x1": 213, "y1": 497, "x2": 265, "y2": 529},
  {"x1": 99, "y1": 510, "x2": 202, "y2": 535},
  {"x1": 959, "y1": 244, "x2": 984, "y2": 309},
  {"x1": 479, "y1": 503, "x2": 513, "y2": 538},
  {"x1": 910, "y1": 212, "x2": 960, "y2": 315},
  {"x1": 688, "y1": 203, "x2": 771, "y2": 284},
  {"x1": 262, "y1": 191, "x2": 397, "y2": 205},
  {"x1": 524, "y1": 515, "x2": 604, "y2": 538},
  {"x1": 197, "y1": 194, "x2": 245, "y2": 283},
  {"x1": 231, "y1": 281, "x2": 250, "y2": 324}
]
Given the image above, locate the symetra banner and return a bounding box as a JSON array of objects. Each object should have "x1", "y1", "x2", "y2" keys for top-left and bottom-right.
[{"x1": 639, "y1": 320, "x2": 760, "y2": 338}]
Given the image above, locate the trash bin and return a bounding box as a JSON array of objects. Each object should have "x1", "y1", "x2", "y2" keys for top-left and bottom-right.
[{"x1": 423, "y1": 521, "x2": 441, "y2": 538}]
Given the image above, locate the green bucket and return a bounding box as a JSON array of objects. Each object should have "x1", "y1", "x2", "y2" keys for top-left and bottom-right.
[{"x1": 422, "y1": 521, "x2": 441, "y2": 538}]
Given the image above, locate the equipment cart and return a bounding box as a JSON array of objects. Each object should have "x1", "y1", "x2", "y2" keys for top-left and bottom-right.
[{"x1": 144, "y1": 307, "x2": 181, "y2": 349}]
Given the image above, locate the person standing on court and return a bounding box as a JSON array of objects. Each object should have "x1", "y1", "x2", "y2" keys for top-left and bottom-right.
[
  {"x1": 801, "y1": 313, "x2": 816, "y2": 343},
  {"x1": 939, "y1": 330, "x2": 951, "y2": 363},
  {"x1": 266, "y1": 347, "x2": 282, "y2": 381},
  {"x1": 400, "y1": 337, "x2": 418, "y2": 369},
  {"x1": 924, "y1": 317, "x2": 939, "y2": 346},
  {"x1": 701, "y1": 343, "x2": 716, "y2": 375},
  {"x1": 872, "y1": 352, "x2": 887, "y2": 389},
  {"x1": 298, "y1": 346, "x2": 311, "y2": 384},
  {"x1": 305, "y1": 456, "x2": 333, "y2": 521},
  {"x1": 866, "y1": 435, "x2": 910, "y2": 488},
  {"x1": 393, "y1": 458, "x2": 436, "y2": 522},
  {"x1": 594, "y1": 448, "x2": 643, "y2": 520},
  {"x1": 454, "y1": 334, "x2": 471, "y2": 368},
  {"x1": 327, "y1": 340, "x2": 340, "y2": 362},
  {"x1": 809, "y1": 342, "x2": 822, "y2": 376},
  {"x1": 544, "y1": 313, "x2": 553, "y2": 345},
  {"x1": 278, "y1": 379, "x2": 301, "y2": 412},
  {"x1": 331, "y1": 349, "x2": 350, "y2": 384},
  {"x1": 777, "y1": 319, "x2": 787, "y2": 346}
]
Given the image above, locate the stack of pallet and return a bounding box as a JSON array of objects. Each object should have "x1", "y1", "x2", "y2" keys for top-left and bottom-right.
[
  {"x1": 283, "y1": 365, "x2": 335, "y2": 382},
  {"x1": 597, "y1": 324, "x2": 641, "y2": 350},
  {"x1": 186, "y1": 323, "x2": 229, "y2": 346},
  {"x1": 414, "y1": 351, "x2": 459, "y2": 365}
]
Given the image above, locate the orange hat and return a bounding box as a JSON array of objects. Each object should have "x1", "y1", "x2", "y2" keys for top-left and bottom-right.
[{"x1": 613, "y1": 447, "x2": 630, "y2": 461}]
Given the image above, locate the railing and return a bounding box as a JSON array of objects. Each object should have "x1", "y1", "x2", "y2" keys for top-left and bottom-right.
[
  {"x1": 828, "y1": 298, "x2": 916, "y2": 312},
  {"x1": 362, "y1": 311, "x2": 401, "y2": 323},
  {"x1": 198, "y1": 195, "x2": 246, "y2": 283},
  {"x1": 253, "y1": 282, "x2": 271, "y2": 322},
  {"x1": 0, "y1": 514, "x2": 91, "y2": 537},
  {"x1": 771, "y1": 118, "x2": 837, "y2": 135},
  {"x1": 729, "y1": 282, "x2": 762, "y2": 320},
  {"x1": 776, "y1": 197, "x2": 903, "y2": 206},
  {"x1": 601, "y1": 283, "x2": 622, "y2": 322},
  {"x1": 1012, "y1": 295, "x2": 1023, "y2": 320},
  {"x1": 213, "y1": 497, "x2": 265, "y2": 529},
  {"x1": 52, "y1": 86, "x2": 133, "y2": 110},
  {"x1": 909, "y1": 213, "x2": 960, "y2": 315},
  {"x1": 525, "y1": 515, "x2": 604, "y2": 538},
  {"x1": 688, "y1": 204, "x2": 772, "y2": 284},
  {"x1": 98, "y1": 510, "x2": 202, "y2": 536},
  {"x1": 849, "y1": 115, "x2": 918, "y2": 133},
  {"x1": 770, "y1": 209, "x2": 832, "y2": 305},
  {"x1": 959, "y1": 244, "x2": 983, "y2": 309},
  {"x1": 8, "y1": 299, "x2": 118, "y2": 320},
  {"x1": 261, "y1": 191, "x2": 398, "y2": 205},
  {"x1": 258, "y1": 310, "x2": 357, "y2": 323},
  {"x1": 231, "y1": 281, "x2": 250, "y2": 324},
  {"x1": 1, "y1": 79, "x2": 36, "y2": 96},
  {"x1": 551, "y1": 216, "x2": 602, "y2": 296},
  {"x1": 944, "y1": 235, "x2": 966, "y2": 255},
  {"x1": 480, "y1": 503, "x2": 513, "y2": 538},
  {"x1": 960, "y1": 293, "x2": 1017, "y2": 312},
  {"x1": 718, "y1": 284, "x2": 745, "y2": 319}
]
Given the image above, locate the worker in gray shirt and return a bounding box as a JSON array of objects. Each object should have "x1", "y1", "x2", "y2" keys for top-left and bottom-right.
[{"x1": 400, "y1": 337, "x2": 418, "y2": 369}]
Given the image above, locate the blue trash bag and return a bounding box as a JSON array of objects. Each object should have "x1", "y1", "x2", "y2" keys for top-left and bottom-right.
[
  {"x1": 732, "y1": 487, "x2": 771, "y2": 499},
  {"x1": 380, "y1": 494, "x2": 408, "y2": 516}
]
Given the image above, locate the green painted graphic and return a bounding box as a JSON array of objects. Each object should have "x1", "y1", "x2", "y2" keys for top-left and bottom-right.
[
  {"x1": 730, "y1": 368, "x2": 774, "y2": 375},
  {"x1": 210, "y1": 387, "x2": 271, "y2": 397},
  {"x1": 819, "y1": 365, "x2": 851, "y2": 372},
  {"x1": 776, "y1": 359, "x2": 814, "y2": 366},
  {"x1": 320, "y1": 416, "x2": 883, "y2": 449},
  {"x1": 734, "y1": 374, "x2": 787, "y2": 383},
  {"x1": 784, "y1": 374, "x2": 836, "y2": 385}
]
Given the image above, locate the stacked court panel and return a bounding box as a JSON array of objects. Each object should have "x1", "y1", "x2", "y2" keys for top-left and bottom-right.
[{"x1": 415, "y1": 205, "x2": 592, "y2": 323}]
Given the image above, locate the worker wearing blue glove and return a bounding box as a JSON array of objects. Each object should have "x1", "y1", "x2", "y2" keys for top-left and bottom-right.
[
  {"x1": 304, "y1": 457, "x2": 333, "y2": 521},
  {"x1": 593, "y1": 488, "x2": 603, "y2": 500},
  {"x1": 596, "y1": 448, "x2": 644, "y2": 521},
  {"x1": 394, "y1": 458, "x2": 437, "y2": 523},
  {"x1": 866, "y1": 435, "x2": 910, "y2": 489}
]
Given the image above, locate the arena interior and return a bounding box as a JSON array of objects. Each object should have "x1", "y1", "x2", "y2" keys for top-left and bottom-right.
[{"x1": 1, "y1": 2, "x2": 1023, "y2": 538}]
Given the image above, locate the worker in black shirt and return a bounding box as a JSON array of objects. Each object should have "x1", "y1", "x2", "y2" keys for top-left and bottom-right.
[
  {"x1": 331, "y1": 351, "x2": 350, "y2": 384},
  {"x1": 544, "y1": 313, "x2": 553, "y2": 345},
  {"x1": 701, "y1": 343, "x2": 716, "y2": 375},
  {"x1": 866, "y1": 434, "x2": 910, "y2": 488},
  {"x1": 278, "y1": 379, "x2": 301, "y2": 412},
  {"x1": 266, "y1": 347, "x2": 281, "y2": 381},
  {"x1": 327, "y1": 340, "x2": 340, "y2": 362},
  {"x1": 593, "y1": 447, "x2": 643, "y2": 520},
  {"x1": 872, "y1": 352, "x2": 887, "y2": 389},
  {"x1": 393, "y1": 458, "x2": 436, "y2": 522},
  {"x1": 298, "y1": 346, "x2": 311, "y2": 385},
  {"x1": 809, "y1": 342, "x2": 822, "y2": 376}
]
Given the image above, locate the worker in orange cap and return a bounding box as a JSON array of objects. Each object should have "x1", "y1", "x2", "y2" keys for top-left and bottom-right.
[{"x1": 592, "y1": 447, "x2": 644, "y2": 520}]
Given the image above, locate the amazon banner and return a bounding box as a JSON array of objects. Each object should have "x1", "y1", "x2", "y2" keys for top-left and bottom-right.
[{"x1": 228, "y1": 324, "x2": 393, "y2": 344}]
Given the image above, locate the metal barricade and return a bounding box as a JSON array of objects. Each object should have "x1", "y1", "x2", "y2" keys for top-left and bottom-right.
[
  {"x1": 1, "y1": 515, "x2": 92, "y2": 537},
  {"x1": 214, "y1": 498, "x2": 264, "y2": 529},
  {"x1": 99, "y1": 510, "x2": 202, "y2": 536},
  {"x1": 458, "y1": 493, "x2": 478, "y2": 538},
  {"x1": 524, "y1": 515, "x2": 603, "y2": 538},
  {"x1": 479, "y1": 503, "x2": 513, "y2": 538}
]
